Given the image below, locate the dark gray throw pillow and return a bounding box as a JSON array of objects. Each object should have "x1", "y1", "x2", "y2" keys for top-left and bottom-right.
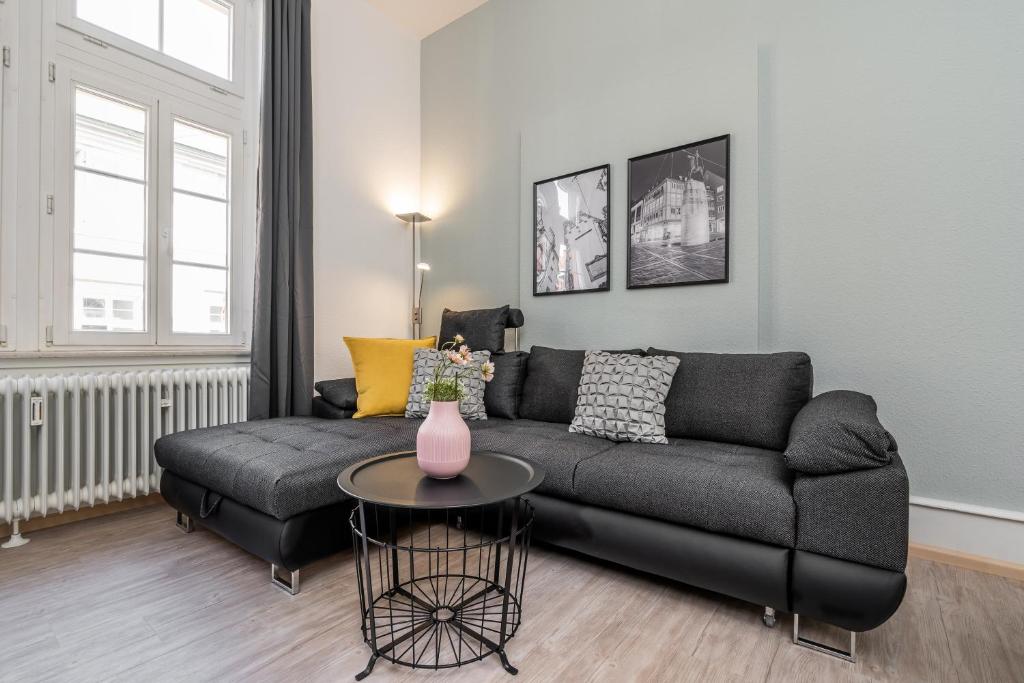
[
  {"x1": 483, "y1": 351, "x2": 529, "y2": 419},
  {"x1": 438, "y1": 305, "x2": 510, "y2": 352},
  {"x1": 519, "y1": 346, "x2": 645, "y2": 424},
  {"x1": 313, "y1": 378, "x2": 358, "y2": 410},
  {"x1": 784, "y1": 390, "x2": 896, "y2": 474}
]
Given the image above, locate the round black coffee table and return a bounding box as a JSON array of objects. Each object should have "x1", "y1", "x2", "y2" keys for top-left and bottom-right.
[{"x1": 337, "y1": 451, "x2": 544, "y2": 680}]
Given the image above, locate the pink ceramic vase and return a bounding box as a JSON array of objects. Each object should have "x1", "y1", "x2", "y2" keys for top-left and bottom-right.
[{"x1": 416, "y1": 401, "x2": 471, "y2": 478}]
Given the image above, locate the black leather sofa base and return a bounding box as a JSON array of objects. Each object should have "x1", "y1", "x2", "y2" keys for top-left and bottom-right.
[
  {"x1": 161, "y1": 471, "x2": 354, "y2": 572},
  {"x1": 525, "y1": 492, "x2": 790, "y2": 611},
  {"x1": 525, "y1": 492, "x2": 906, "y2": 632},
  {"x1": 160, "y1": 473, "x2": 906, "y2": 634},
  {"x1": 791, "y1": 550, "x2": 907, "y2": 632}
]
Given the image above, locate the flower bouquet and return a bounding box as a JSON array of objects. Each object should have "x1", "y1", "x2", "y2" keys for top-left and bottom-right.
[{"x1": 416, "y1": 335, "x2": 495, "y2": 478}]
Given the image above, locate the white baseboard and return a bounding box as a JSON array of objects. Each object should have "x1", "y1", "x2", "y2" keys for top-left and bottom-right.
[{"x1": 909, "y1": 496, "x2": 1024, "y2": 566}]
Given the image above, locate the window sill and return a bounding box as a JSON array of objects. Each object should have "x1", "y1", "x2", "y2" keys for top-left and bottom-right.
[{"x1": 0, "y1": 346, "x2": 250, "y2": 370}]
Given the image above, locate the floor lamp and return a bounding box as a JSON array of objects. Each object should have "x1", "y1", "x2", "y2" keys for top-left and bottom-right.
[{"x1": 395, "y1": 212, "x2": 431, "y2": 338}]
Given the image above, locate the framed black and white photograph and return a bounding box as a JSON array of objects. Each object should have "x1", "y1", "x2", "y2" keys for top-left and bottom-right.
[
  {"x1": 627, "y1": 135, "x2": 729, "y2": 288},
  {"x1": 533, "y1": 164, "x2": 610, "y2": 295}
]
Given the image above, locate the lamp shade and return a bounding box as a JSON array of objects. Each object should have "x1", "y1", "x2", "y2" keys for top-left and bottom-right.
[{"x1": 395, "y1": 212, "x2": 432, "y2": 224}]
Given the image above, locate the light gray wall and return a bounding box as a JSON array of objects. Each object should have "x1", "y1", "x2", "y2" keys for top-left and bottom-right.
[
  {"x1": 757, "y1": 1, "x2": 1024, "y2": 510},
  {"x1": 420, "y1": 0, "x2": 1024, "y2": 511}
]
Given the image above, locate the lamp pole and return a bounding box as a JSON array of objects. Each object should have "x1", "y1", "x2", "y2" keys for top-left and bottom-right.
[{"x1": 395, "y1": 212, "x2": 432, "y2": 338}]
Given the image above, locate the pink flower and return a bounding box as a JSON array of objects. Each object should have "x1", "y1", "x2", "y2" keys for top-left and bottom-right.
[
  {"x1": 446, "y1": 348, "x2": 469, "y2": 366},
  {"x1": 480, "y1": 361, "x2": 495, "y2": 383},
  {"x1": 458, "y1": 345, "x2": 472, "y2": 361}
]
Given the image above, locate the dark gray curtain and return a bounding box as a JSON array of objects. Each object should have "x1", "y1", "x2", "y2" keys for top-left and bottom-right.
[{"x1": 250, "y1": 0, "x2": 314, "y2": 419}]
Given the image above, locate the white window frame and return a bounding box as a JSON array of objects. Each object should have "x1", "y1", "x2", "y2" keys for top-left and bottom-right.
[
  {"x1": 50, "y1": 60, "x2": 246, "y2": 348},
  {"x1": 55, "y1": 0, "x2": 246, "y2": 96},
  {"x1": 52, "y1": 63, "x2": 160, "y2": 346},
  {"x1": 37, "y1": 0, "x2": 256, "y2": 352},
  {"x1": 157, "y1": 97, "x2": 244, "y2": 346},
  {"x1": 0, "y1": 4, "x2": 12, "y2": 351}
]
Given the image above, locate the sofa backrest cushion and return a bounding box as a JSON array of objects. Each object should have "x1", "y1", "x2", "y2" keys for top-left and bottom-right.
[
  {"x1": 438, "y1": 305, "x2": 510, "y2": 352},
  {"x1": 519, "y1": 346, "x2": 645, "y2": 424},
  {"x1": 484, "y1": 351, "x2": 530, "y2": 419},
  {"x1": 648, "y1": 348, "x2": 813, "y2": 450}
]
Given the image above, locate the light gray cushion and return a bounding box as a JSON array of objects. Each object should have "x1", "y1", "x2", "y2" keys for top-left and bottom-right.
[
  {"x1": 573, "y1": 439, "x2": 797, "y2": 547},
  {"x1": 405, "y1": 348, "x2": 490, "y2": 420},
  {"x1": 569, "y1": 351, "x2": 680, "y2": 444},
  {"x1": 785, "y1": 390, "x2": 896, "y2": 474}
]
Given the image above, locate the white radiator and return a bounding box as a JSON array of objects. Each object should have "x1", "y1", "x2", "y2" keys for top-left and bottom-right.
[{"x1": 0, "y1": 366, "x2": 249, "y2": 527}]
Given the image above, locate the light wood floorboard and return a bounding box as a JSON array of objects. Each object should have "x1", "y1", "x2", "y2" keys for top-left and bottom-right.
[{"x1": 1, "y1": 504, "x2": 1022, "y2": 683}]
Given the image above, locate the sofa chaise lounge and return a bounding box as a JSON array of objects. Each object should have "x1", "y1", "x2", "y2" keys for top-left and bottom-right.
[{"x1": 155, "y1": 345, "x2": 908, "y2": 661}]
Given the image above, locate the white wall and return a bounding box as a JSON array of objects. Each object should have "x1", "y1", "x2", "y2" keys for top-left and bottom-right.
[
  {"x1": 420, "y1": 0, "x2": 1024, "y2": 528},
  {"x1": 311, "y1": 0, "x2": 421, "y2": 381}
]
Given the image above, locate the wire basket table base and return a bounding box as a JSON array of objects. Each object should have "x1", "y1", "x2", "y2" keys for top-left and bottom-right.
[{"x1": 350, "y1": 498, "x2": 534, "y2": 679}]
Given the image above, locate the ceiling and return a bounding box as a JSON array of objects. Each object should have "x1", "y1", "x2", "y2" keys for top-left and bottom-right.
[{"x1": 365, "y1": 0, "x2": 489, "y2": 39}]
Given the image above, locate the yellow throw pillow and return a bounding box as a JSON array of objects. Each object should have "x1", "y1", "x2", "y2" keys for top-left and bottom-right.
[{"x1": 344, "y1": 336, "x2": 437, "y2": 418}]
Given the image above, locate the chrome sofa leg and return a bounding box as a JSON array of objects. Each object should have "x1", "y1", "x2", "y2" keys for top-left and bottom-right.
[
  {"x1": 762, "y1": 606, "x2": 777, "y2": 628},
  {"x1": 793, "y1": 614, "x2": 856, "y2": 662},
  {"x1": 271, "y1": 564, "x2": 300, "y2": 595},
  {"x1": 176, "y1": 511, "x2": 195, "y2": 534}
]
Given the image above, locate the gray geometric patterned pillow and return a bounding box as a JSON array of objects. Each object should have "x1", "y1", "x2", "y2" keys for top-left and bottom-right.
[
  {"x1": 405, "y1": 348, "x2": 490, "y2": 420},
  {"x1": 569, "y1": 351, "x2": 681, "y2": 443}
]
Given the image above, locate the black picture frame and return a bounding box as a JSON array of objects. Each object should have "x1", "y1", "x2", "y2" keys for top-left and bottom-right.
[
  {"x1": 626, "y1": 134, "x2": 730, "y2": 289},
  {"x1": 533, "y1": 164, "x2": 611, "y2": 296}
]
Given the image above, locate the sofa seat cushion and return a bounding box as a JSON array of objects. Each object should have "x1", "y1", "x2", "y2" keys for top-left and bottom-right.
[
  {"x1": 155, "y1": 417, "x2": 425, "y2": 520},
  {"x1": 572, "y1": 439, "x2": 796, "y2": 547},
  {"x1": 466, "y1": 419, "x2": 617, "y2": 498}
]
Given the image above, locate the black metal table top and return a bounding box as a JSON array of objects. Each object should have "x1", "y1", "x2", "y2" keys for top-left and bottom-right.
[{"x1": 337, "y1": 451, "x2": 544, "y2": 509}]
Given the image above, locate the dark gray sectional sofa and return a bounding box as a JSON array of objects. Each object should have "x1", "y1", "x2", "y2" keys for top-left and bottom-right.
[{"x1": 155, "y1": 346, "x2": 908, "y2": 660}]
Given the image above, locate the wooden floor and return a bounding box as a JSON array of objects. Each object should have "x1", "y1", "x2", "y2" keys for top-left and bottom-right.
[{"x1": 1, "y1": 505, "x2": 1022, "y2": 683}]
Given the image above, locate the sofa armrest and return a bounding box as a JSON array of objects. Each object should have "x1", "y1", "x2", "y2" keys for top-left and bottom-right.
[
  {"x1": 313, "y1": 377, "x2": 357, "y2": 411},
  {"x1": 312, "y1": 396, "x2": 354, "y2": 419},
  {"x1": 785, "y1": 390, "x2": 896, "y2": 474},
  {"x1": 793, "y1": 452, "x2": 909, "y2": 572}
]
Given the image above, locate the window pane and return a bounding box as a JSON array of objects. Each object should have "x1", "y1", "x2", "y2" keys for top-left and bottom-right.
[
  {"x1": 163, "y1": 0, "x2": 233, "y2": 80},
  {"x1": 77, "y1": 0, "x2": 159, "y2": 50},
  {"x1": 172, "y1": 264, "x2": 227, "y2": 334},
  {"x1": 73, "y1": 252, "x2": 145, "y2": 332},
  {"x1": 173, "y1": 192, "x2": 227, "y2": 266},
  {"x1": 75, "y1": 88, "x2": 146, "y2": 180},
  {"x1": 74, "y1": 170, "x2": 146, "y2": 256},
  {"x1": 173, "y1": 120, "x2": 228, "y2": 199}
]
